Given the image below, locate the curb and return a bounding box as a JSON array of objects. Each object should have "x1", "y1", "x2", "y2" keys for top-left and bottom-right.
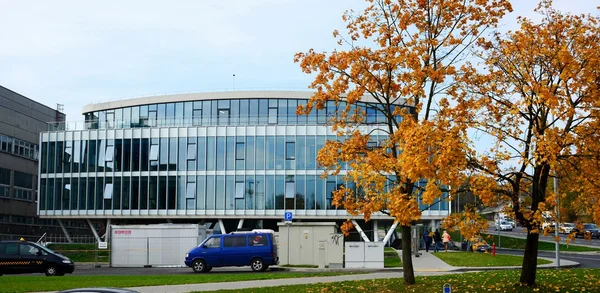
[{"x1": 498, "y1": 247, "x2": 600, "y2": 255}]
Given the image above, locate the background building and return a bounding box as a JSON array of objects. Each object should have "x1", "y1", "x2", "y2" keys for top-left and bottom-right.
[
  {"x1": 39, "y1": 91, "x2": 449, "y2": 241},
  {"x1": 0, "y1": 85, "x2": 90, "y2": 241}
]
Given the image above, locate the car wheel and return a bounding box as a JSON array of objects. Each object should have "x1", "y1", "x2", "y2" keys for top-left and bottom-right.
[
  {"x1": 192, "y1": 259, "x2": 207, "y2": 273},
  {"x1": 45, "y1": 265, "x2": 59, "y2": 276},
  {"x1": 251, "y1": 258, "x2": 265, "y2": 272}
]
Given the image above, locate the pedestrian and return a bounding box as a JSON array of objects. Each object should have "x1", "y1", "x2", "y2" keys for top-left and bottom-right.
[
  {"x1": 442, "y1": 230, "x2": 451, "y2": 252},
  {"x1": 423, "y1": 229, "x2": 432, "y2": 252},
  {"x1": 433, "y1": 229, "x2": 442, "y2": 252}
]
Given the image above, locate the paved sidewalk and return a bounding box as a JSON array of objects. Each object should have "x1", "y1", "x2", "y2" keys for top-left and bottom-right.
[
  {"x1": 127, "y1": 272, "x2": 408, "y2": 293},
  {"x1": 398, "y1": 250, "x2": 579, "y2": 272}
]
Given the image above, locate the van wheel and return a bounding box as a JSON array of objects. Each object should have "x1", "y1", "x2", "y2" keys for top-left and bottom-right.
[
  {"x1": 251, "y1": 258, "x2": 265, "y2": 272},
  {"x1": 192, "y1": 259, "x2": 207, "y2": 273},
  {"x1": 45, "y1": 265, "x2": 59, "y2": 276}
]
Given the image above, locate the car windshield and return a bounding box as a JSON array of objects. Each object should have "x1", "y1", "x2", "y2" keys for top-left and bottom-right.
[
  {"x1": 564, "y1": 223, "x2": 574, "y2": 227},
  {"x1": 584, "y1": 224, "x2": 597, "y2": 229}
]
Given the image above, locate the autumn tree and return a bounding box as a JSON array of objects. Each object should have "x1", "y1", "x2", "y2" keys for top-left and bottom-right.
[
  {"x1": 295, "y1": 0, "x2": 511, "y2": 285},
  {"x1": 454, "y1": 1, "x2": 600, "y2": 286}
]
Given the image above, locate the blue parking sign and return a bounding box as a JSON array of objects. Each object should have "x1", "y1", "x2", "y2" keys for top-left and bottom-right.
[{"x1": 284, "y1": 212, "x2": 293, "y2": 221}]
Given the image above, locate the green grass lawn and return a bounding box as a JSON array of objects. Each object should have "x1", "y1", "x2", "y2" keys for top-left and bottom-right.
[
  {"x1": 0, "y1": 272, "x2": 355, "y2": 293},
  {"x1": 432, "y1": 251, "x2": 551, "y2": 267},
  {"x1": 481, "y1": 233, "x2": 600, "y2": 252},
  {"x1": 210, "y1": 269, "x2": 600, "y2": 293},
  {"x1": 47, "y1": 243, "x2": 109, "y2": 263},
  {"x1": 384, "y1": 247, "x2": 402, "y2": 268}
]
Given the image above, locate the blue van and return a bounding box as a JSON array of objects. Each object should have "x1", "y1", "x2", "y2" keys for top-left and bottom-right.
[{"x1": 185, "y1": 230, "x2": 278, "y2": 272}]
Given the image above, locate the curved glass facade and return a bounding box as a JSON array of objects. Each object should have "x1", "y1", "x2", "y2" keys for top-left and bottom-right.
[
  {"x1": 81, "y1": 98, "x2": 406, "y2": 129},
  {"x1": 39, "y1": 95, "x2": 447, "y2": 219}
]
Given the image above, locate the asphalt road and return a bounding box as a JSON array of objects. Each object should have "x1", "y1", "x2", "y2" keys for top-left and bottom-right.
[
  {"x1": 497, "y1": 248, "x2": 600, "y2": 268},
  {"x1": 485, "y1": 227, "x2": 600, "y2": 247}
]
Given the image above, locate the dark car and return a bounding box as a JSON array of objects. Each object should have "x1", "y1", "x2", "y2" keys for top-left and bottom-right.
[
  {"x1": 574, "y1": 223, "x2": 600, "y2": 239},
  {"x1": 0, "y1": 239, "x2": 75, "y2": 276}
]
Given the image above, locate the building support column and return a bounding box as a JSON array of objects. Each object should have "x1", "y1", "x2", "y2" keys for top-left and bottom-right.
[
  {"x1": 218, "y1": 219, "x2": 227, "y2": 234},
  {"x1": 352, "y1": 220, "x2": 370, "y2": 242},
  {"x1": 382, "y1": 221, "x2": 399, "y2": 244},
  {"x1": 237, "y1": 219, "x2": 244, "y2": 230},
  {"x1": 373, "y1": 220, "x2": 379, "y2": 242},
  {"x1": 87, "y1": 219, "x2": 101, "y2": 243},
  {"x1": 105, "y1": 219, "x2": 111, "y2": 243},
  {"x1": 209, "y1": 222, "x2": 217, "y2": 229},
  {"x1": 56, "y1": 219, "x2": 73, "y2": 243}
]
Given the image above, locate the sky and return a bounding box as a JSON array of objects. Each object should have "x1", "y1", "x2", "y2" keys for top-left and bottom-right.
[{"x1": 0, "y1": 0, "x2": 594, "y2": 121}]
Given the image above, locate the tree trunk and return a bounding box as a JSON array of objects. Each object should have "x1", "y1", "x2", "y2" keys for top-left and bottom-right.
[
  {"x1": 519, "y1": 230, "x2": 540, "y2": 286},
  {"x1": 401, "y1": 225, "x2": 416, "y2": 285}
]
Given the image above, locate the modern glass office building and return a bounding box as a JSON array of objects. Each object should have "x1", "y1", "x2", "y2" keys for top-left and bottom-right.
[{"x1": 38, "y1": 91, "x2": 449, "y2": 237}]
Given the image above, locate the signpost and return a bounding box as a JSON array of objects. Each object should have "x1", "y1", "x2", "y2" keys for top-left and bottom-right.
[
  {"x1": 284, "y1": 212, "x2": 292, "y2": 264},
  {"x1": 95, "y1": 242, "x2": 108, "y2": 268},
  {"x1": 443, "y1": 283, "x2": 452, "y2": 293}
]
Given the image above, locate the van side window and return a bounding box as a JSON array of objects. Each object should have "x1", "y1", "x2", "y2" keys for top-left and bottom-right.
[
  {"x1": 0, "y1": 243, "x2": 18, "y2": 255},
  {"x1": 249, "y1": 235, "x2": 269, "y2": 246},
  {"x1": 224, "y1": 236, "x2": 247, "y2": 247},
  {"x1": 19, "y1": 244, "x2": 39, "y2": 255},
  {"x1": 205, "y1": 237, "x2": 221, "y2": 248}
]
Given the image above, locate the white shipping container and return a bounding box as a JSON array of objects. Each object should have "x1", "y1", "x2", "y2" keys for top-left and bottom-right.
[{"x1": 110, "y1": 224, "x2": 211, "y2": 267}]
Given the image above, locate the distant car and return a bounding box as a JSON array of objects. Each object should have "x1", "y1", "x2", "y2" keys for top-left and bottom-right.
[
  {"x1": 495, "y1": 221, "x2": 513, "y2": 231},
  {"x1": 503, "y1": 219, "x2": 516, "y2": 228},
  {"x1": 57, "y1": 289, "x2": 139, "y2": 293},
  {"x1": 185, "y1": 230, "x2": 279, "y2": 273},
  {"x1": 559, "y1": 223, "x2": 575, "y2": 234},
  {"x1": 574, "y1": 223, "x2": 600, "y2": 239},
  {"x1": 0, "y1": 239, "x2": 75, "y2": 276},
  {"x1": 469, "y1": 238, "x2": 492, "y2": 253}
]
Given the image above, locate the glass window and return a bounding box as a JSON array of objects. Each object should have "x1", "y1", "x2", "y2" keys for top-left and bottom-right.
[
  {"x1": 193, "y1": 110, "x2": 202, "y2": 126},
  {"x1": 266, "y1": 136, "x2": 275, "y2": 170},
  {"x1": 0, "y1": 243, "x2": 19, "y2": 255},
  {"x1": 306, "y1": 136, "x2": 316, "y2": 169},
  {"x1": 265, "y1": 175, "x2": 274, "y2": 209},
  {"x1": 178, "y1": 138, "x2": 187, "y2": 171},
  {"x1": 206, "y1": 137, "x2": 215, "y2": 170},
  {"x1": 275, "y1": 175, "x2": 284, "y2": 209},
  {"x1": 196, "y1": 175, "x2": 205, "y2": 209},
  {"x1": 202, "y1": 101, "x2": 211, "y2": 125},
  {"x1": 236, "y1": 142, "x2": 244, "y2": 160},
  {"x1": 223, "y1": 236, "x2": 246, "y2": 247},
  {"x1": 187, "y1": 144, "x2": 197, "y2": 160},
  {"x1": 326, "y1": 180, "x2": 336, "y2": 209},
  {"x1": 149, "y1": 144, "x2": 159, "y2": 161},
  {"x1": 218, "y1": 109, "x2": 230, "y2": 125},
  {"x1": 316, "y1": 178, "x2": 324, "y2": 210},
  {"x1": 245, "y1": 176, "x2": 254, "y2": 210},
  {"x1": 367, "y1": 107, "x2": 377, "y2": 124},
  {"x1": 259, "y1": 99, "x2": 268, "y2": 124},
  {"x1": 235, "y1": 182, "x2": 244, "y2": 199},
  {"x1": 275, "y1": 137, "x2": 284, "y2": 170},
  {"x1": 245, "y1": 137, "x2": 254, "y2": 170},
  {"x1": 249, "y1": 234, "x2": 268, "y2": 246},
  {"x1": 168, "y1": 175, "x2": 176, "y2": 209},
  {"x1": 206, "y1": 175, "x2": 215, "y2": 209},
  {"x1": 230, "y1": 99, "x2": 239, "y2": 125},
  {"x1": 286, "y1": 140, "x2": 295, "y2": 169},
  {"x1": 193, "y1": 101, "x2": 202, "y2": 110},
  {"x1": 197, "y1": 137, "x2": 206, "y2": 170},
  {"x1": 103, "y1": 183, "x2": 113, "y2": 199},
  {"x1": 216, "y1": 175, "x2": 225, "y2": 209},
  {"x1": 268, "y1": 108, "x2": 278, "y2": 124},
  {"x1": 287, "y1": 99, "x2": 298, "y2": 124},
  {"x1": 285, "y1": 181, "x2": 295, "y2": 199},
  {"x1": 169, "y1": 138, "x2": 177, "y2": 171},
  {"x1": 105, "y1": 145, "x2": 114, "y2": 162},
  {"x1": 176, "y1": 102, "x2": 184, "y2": 119},
  {"x1": 239, "y1": 100, "x2": 249, "y2": 124},
  {"x1": 216, "y1": 137, "x2": 225, "y2": 171},
  {"x1": 249, "y1": 99, "x2": 259, "y2": 124},
  {"x1": 296, "y1": 175, "x2": 305, "y2": 209},
  {"x1": 306, "y1": 175, "x2": 316, "y2": 209},
  {"x1": 226, "y1": 137, "x2": 235, "y2": 171},
  {"x1": 278, "y1": 100, "x2": 287, "y2": 124},
  {"x1": 226, "y1": 175, "x2": 234, "y2": 210},
  {"x1": 205, "y1": 237, "x2": 221, "y2": 248},
  {"x1": 255, "y1": 137, "x2": 265, "y2": 170}
]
